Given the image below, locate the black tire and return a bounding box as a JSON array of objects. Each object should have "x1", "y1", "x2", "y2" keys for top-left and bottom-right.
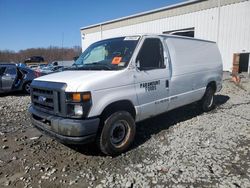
[
  {"x1": 23, "y1": 82, "x2": 31, "y2": 94},
  {"x1": 200, "y1": 86, "x2": 215, "y2": 112},
  {"x1": 97, "y1": 111, "x2": 136, "y2": 156}
]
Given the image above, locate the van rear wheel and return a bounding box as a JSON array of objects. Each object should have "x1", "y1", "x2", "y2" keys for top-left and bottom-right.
[
  {"x1": 200, "y1": 86, "x2": 215, "y2": 112},
  {"x1": 97, "y1": 111, "x2": 136, "y2": 156}
]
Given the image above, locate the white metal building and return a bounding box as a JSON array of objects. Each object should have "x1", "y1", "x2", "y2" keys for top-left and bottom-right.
[{"x1": 80, "y1": 0, "x2": 250, "y2": 72}]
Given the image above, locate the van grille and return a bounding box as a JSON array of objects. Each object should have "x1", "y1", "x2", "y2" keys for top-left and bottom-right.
[
  {"x1": 32, "y1": 88, "x2": 55, "y2": 112},
  {"x1": 30, "y1": 81, "x2": 66, "y2": 116}
]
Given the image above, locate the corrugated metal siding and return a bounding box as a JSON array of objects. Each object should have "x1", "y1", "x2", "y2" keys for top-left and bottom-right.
[
  {"x1": 81, "y1": 0, "x2": 246, "y2": 34},
  {"x1": 81, "y1": 0, "x2": 250, "y2": 71},
  {"x1": 218, "y1": 1, "x2": 250, "y2": 70}
]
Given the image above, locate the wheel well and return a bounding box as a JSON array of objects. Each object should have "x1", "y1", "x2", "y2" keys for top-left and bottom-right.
[
  {"x1": 207, "y1": 81, "x2": 216, "y2": 91},
  {"x1": 100, "y1": 100, "x2": 136, "y2": 120}
]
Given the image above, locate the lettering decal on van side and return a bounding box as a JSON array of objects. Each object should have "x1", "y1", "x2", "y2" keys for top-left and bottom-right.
[
  {"x1": 140, "y1": 80, "x2": 160, "y2": 92},
  {"x1": 155, "y1": 98, "x2": 169, "y2": 105}
]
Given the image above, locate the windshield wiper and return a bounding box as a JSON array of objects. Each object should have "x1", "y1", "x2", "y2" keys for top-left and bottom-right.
[
  {"x1": 83, "y1": 62, "x2": 113, "y2": 70},
  {"x1": 64, "y1": 66, "x2": 78, "y2": 70}
]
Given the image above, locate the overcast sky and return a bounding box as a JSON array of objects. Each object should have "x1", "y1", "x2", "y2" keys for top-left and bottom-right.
[{"x1": 0, "y1": 0, "x2": 185, "y2": 51}]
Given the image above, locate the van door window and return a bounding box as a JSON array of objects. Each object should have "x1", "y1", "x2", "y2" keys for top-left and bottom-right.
[{"x1": 137, "y1": 38, "x2": 165, "y2": 70}]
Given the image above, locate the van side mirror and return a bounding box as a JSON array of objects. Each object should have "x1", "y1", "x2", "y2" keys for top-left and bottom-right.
[
  {"x1": 136, "y1": 60, "x2": 146, "y2": 71},
  {"x1": 136, "y1": 60, "x2": 141, "y2": 70}
]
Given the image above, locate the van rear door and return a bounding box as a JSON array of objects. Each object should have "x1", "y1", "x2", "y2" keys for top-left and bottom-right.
[{"x1": 134, "y1": 37, "x2": 170, "y2": 120}]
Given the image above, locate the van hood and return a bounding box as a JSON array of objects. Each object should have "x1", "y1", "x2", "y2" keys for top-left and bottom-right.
[{"x1": 35, "y1": 70, "x2": 132, "y2": 92}]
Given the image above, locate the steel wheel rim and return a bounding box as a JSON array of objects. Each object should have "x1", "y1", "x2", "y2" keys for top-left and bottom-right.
[
  {"x1": 110, "y1": 120, "x2": 128, "y2": 146},
  {"x1": 25, "y1": 83, "x2": 30, "y2": 93},
  {"x1": 208, "y1": 94, "x2": 214, "y2": 107},
  {"x1": 206, "y1": 90, "x2": 214, "y2": 108}
]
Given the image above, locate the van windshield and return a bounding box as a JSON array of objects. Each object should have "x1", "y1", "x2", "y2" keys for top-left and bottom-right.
[{"x1": 72, "y1": 36, "x2": 140, "y2": 70}]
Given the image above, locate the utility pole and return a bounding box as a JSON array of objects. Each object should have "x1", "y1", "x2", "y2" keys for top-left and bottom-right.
[{"x1": 61, "y1": 32, "x2": 64, "y2": 61}]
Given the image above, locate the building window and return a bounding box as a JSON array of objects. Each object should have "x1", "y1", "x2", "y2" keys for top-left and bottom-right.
[{"x1": 163, "y1": 27, "x2": 195, "y2": 37}]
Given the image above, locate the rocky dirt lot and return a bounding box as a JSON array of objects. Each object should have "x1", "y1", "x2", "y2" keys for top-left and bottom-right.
[{"x1": 0, "y1": 73, "x2": 250, "y2": 188}]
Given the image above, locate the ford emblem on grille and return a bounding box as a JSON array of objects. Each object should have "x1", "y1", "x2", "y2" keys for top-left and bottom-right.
[{"x1": 38, "y1": 96, "x2": 47, "y2": 103}]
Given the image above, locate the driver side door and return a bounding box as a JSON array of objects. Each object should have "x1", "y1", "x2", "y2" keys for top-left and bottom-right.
[
  {"x1": 134, "y1": 37, "x2": 170, "y2": 121},
  {"x1": 1, "y1": 66, "x2": 17, "y2": 91}
]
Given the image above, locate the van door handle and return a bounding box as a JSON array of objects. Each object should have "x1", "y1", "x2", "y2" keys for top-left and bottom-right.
[{"x1": 166, "y1": 80, "x2": 169, "y2": 88}]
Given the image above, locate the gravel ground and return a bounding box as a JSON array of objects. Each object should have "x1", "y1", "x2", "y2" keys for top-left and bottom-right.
[{"x1": 0, "y1": 72, "x2": 249, "y2": 188}]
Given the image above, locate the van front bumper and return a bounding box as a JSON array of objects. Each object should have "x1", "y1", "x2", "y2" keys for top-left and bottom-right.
[{"x1": 29, "y1": 106, "x2": 100, "y2": 145}]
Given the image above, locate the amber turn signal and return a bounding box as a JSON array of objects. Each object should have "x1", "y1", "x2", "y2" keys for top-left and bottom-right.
[
  {"x1": 82, "y1": 92, "x2": 91, "y2": 101},
  {"x1": 72, "y1": 93, "x2": 81, "y2": 102}
]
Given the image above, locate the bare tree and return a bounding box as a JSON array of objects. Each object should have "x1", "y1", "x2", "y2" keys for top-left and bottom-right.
[{"x1": 0, "y1": 46, "x2": 82, "y2": 64}]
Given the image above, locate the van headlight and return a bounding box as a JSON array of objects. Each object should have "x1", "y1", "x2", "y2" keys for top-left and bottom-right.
[
  {"x1": 66, "y1": 92, "x2": 92, "y2": 118},
  {"x1": 74, "y1": 104, "x2": 83, "y2": 116}
]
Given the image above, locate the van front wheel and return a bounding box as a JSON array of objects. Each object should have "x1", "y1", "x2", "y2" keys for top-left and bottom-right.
[
  {"x1": 97, "y1": 111, "x2": 136, "y2": 156},
  {"x1": 200, "y1": 86, "x2": 215, "y2": 112}
]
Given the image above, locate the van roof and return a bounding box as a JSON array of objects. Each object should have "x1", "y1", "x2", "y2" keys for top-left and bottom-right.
[
  {"x1": 160, "y1": 34, "x2": 216, "y2": 43},
  {"x1": 97, "y1": 34, "x2": 216, "y2": 44}
]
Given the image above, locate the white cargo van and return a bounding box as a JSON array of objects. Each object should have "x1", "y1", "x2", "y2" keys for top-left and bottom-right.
[{"x1": 29, "y1": 34, "x2": 223, "y2": 155}]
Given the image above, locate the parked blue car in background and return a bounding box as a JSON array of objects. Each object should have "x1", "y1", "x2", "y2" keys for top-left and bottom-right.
[{"x1": 0, "y1": 63, "x2": 43, "y2": 94}]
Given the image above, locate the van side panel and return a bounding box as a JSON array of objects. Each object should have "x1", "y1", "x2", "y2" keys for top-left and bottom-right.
[{"x1": 165, "y1": 37, "x2": 223, "y2": 110}]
